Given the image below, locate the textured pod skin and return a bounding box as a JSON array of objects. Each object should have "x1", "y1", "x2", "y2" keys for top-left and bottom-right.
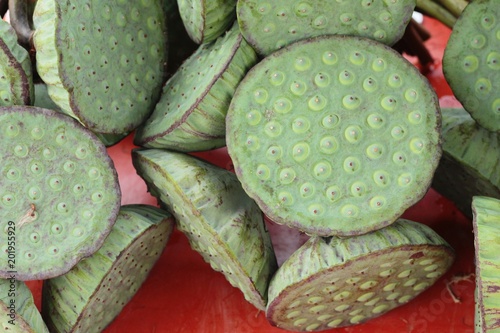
[
  {"x1": 432, "y1": 107, "x2": 500, "y2": 219},
  {"x1": 266, "y1": 219, "x2": 454, "y2": 331},
  {"x1": 472, "y1": 196, "x2": 500, "y2": 333},
  {"x1": 132, "y1": 148, "x2": 278, "y2": 310},
  {"x1": 134, "y1": 24, "x2": 258, "y2": 152},
  {"x1": 237, "y1": 0, "x2": 416, "y2": 56},
  {"x1": 41, "y1": 204, "x2": 175, "y2": 333},
  {"x1": 226, "y1": 35, "x2": 442, "y2": 237},
  {"x1": 32, "y1": 0, "x2": 168, "y2": 135},
  {"x1": 0, "y1": 19, "x2": 33, "y2": 106},
  {"x1": 0, "y1": 279, "x2": 49, "y2": 332},
  {"x1": 442, "y1": 0, "x2": 500, "y2": 132},
  {"x1": 177, "y1": 0, "x2": 237, "y2": 44},
  {"x1": 0, "y1": 106, "x2": 121, "y2": 280}
]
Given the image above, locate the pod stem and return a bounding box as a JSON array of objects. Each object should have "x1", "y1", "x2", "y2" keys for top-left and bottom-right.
[
  {"x1": 434, "y1": 0, "x2": 468, "y2": 18},
  {"x1": 8, "y1": 0, "x2": 34, "y2": 50},
  {"x1": 415, "y1": 0, "x2": 457, "y2": 28}
]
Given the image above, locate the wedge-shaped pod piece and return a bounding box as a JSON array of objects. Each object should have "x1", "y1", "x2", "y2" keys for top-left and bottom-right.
[
  {"x1": 134, "y1": 24, "x2": 258, "y2": 152},
  {"x1": 0, "y1": 19, "x2": 33, "y2": 106},
  {"x1": 266, "y1": 219, "x2": 454, "y2": 331},
  {"x1": 41, "y1": 204, "x2": 175, "y2": 333},
  {"x1": 237, "y1": 0, "x2": 416, "y2": 56},
  {"x1": 432, "y1": 107, "x2": 500, "y2": 219},
  {"x1": 443, "y1": 0, "x2": 500, "y2": 132},
  {"x1": 0, "y1": 106, "x2": 121, "y2": 280},
  {"x1": 472, "y1": 196, "x2": 500, "y2": 333},
  {"x1": 0, "y1": 279, "x2": 49, "y2": 332},
  {"x1": 226, "y1": 35, "x2": 441, "y2": 237},
  {"x1": 132, "y1": 148, "x2": 277, "y2": 310},
  {"x1": 177, "y1": 0, "x2": 237, "y2": 44},
  {"x1": 32, "y1": 0, "x2": 168, "y2": 136}
]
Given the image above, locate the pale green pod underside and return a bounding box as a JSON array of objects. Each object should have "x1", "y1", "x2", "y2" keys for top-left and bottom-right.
[
  {"x1": 226, "y1": 35, "x2": 441, "y2": 237},
  {"x1": 134, "y1": 24, "x2": 258, "y2": 152},
  {"x1": 0, "y1": 106, "x2": 121, "y2": 280},
  {"x1": 177, "y1": 0, "x2": 237, "y2": 44},
  {"x1": 237, "y1": 0, "x2": 416, "y2": 56},
  {"x1": 132, "y1": 148, "x2": 277, "y2": 310},
  {"x1": 41, "y1": 204, "x2": 175, "y2": 333},
  {"x1": 266, "y1": 219, "x2": 454, "y2": 331},
  {"x1": 0, "y1": 279, "x2": 49, "y2": 332},
  {"x1": 432, "y1": 107, "x2": 500, "y2": 219},
  {"x1": 32, "y1": 0, "x2": 168, "y2": 135},
  {"x1": 472, "y1": 196, "x2": 500, "y2": 333},
  {"x1": 442, "y1": 0, "x2": 500, "y2": 132},
  {"x1": 0, "y1": 19, "x2": 34, "y2": 106}
]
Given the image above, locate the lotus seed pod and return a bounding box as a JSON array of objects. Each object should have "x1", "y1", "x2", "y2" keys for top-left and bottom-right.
[
  {"x1": 0, "y1": 19, "x2": 33, "y2": 106},
  {"x1": 41, "y1": 204, "x2": 174, "y2": 333},
  {"x1": 177, "y1": 0, "x2": 237, "y2": 44},
  {"x1": 432, "y1": 107, "x2": 500, "y2": 219},
  {"x1": 236, "y1": 0, "x2": 416, "y2": 56},
  {"x1": 32, "y1": 0, "x2": 168, "y2": 136},
  {"x1": 0, "y1": 279, "x2": 49, "y2": 332},
  {"x1": 266, "y1": 219, "x2": 454, "y2": 331},
  {"x1": 134, "y1": 23, "x2": 258, "y2": 152},
  {"x1": 472, "y1": 196, "x2": 500, "y2": 333},
  {"x1": 226, "y1": 35, "x2": 442, "y2": 237},
  {"x1": 443, "y1": 0, "x2": 500, "y2": 132},
  {"x1": 132, "y1": 148, "x2": 278, "y2": 310},
  {"x1": 0, "y1": 106, "x2": 121, "y2": 280}
]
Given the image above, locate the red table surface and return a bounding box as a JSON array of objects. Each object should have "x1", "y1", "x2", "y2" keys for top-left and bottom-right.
[{"x1": 27, "y1": 17, "x2": 476, "y2": 333}]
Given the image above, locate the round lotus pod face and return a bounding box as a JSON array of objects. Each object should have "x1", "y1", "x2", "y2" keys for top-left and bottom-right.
[
  {"x1": 236, "y1": 0, "x2": 416, "y2": 56},
  {"x1": 266, "y1": 219, "x2": 455, "y2": 331},
  {"x1": 0, "y1": 19, "x2": 34, "y2": 106},
  {"x1": 0, "y1": 106, "x2": 121, "y2": 280},
  {"x1": 226, "y1": 35, "x2": 441, "y2": 237},
  {"x1": 32, "y1": 0, "x2": 168, "y2": 135},
  {"x1": 443, "y1": 0, "x2": 500, "y2": 132}
]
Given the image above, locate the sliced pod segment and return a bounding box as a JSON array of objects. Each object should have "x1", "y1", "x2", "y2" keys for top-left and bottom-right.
[
  {"x1": 41, "y1": 204, "x2": 175, "y2": 333},
  {"x1": 132, "y1": 148, "x2": 277, "y2": 310},
  {"x1": 266, "y1": 219, "x2": 454, "y2": 331},
  {"x1": 134, "y1": 23, "x2": 257, "y2": 152},
  {"x1": 226, "y1": 35, "x2": 441, "y2": 237},
  {"x1": 0, "y1": 106, "x2": 121, "y2": 280}
]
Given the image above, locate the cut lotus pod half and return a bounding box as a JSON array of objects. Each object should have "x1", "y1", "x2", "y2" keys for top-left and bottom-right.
[
  {"x1": 432, "y1": 107, "x2": 500, "y2": 219},
  {"x1": 0, "y1": 106, "x2": 121, "y2": 280},
  {"x1": 442, "y1": 0, "x2": 500, "y2": 132},
  {"x1": 134, "y1": 23, "x2": 258, "y2": 152},
  {"x1": 41, "y1": 204, "x2": 174, "y2": 333},
  {"x1": 226, "y1": 35, "x2": 442, "y2": 237},
  {"x1": 266, "y1": 219, "x2": 455, "y2": 331},
  {"x1": 0, "y1": 279, "x2": 49, "y2": 332},
  {"x1": 236, "y1": 0, "x2": 416, "y2": 56},
  {"x1": 472, "y1": 196, "x2": 500, "y2": 333},
  {"x1": 32, "y1": 0, "x2": 168, "y2": 136},
  {"x1": 0, "y1": 18, "x2": 33, "y2": 106},
  {"x1": 177, "y1": 0, "x2": 237, "y2": 44},
  {"x1": 132, "y1": 148, "x2": 277, "y2": 310}
]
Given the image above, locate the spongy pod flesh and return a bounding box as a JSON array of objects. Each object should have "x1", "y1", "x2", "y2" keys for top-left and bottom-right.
[
  {"x1": 41, "y1": 204, "x2": 175, "y2": 333},
  {"x1": 132, "y1": 148, "x2": 277, "y2": 310}
]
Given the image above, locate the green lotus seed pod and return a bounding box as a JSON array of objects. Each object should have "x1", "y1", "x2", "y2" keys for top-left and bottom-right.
[
  {"x1": 32, "y1": 0, "x2": 168, "y2": 136},
  {"x1": 132, "y1": 148, "x2": 277, "y2": 310},
  {"x1": 41, "y1": 204, "x2": 174, "y2": 333},
  {"x1": 236, "y1": 0, "x2": 416, "y2": 56},
  {"x1": 0, "y1": 279, "x2": 49, "y2": 332},
  {"x1": 134, "y1": 23, "x2": 258, "y2": 152},
  {"x1": 0, "y1": 19, "x2": 33, "y2": 106},
  {"x1": 266, "y1": 219, "x2": 454, "y2": 331},
  {"x1": 432, "y1": 107, "x2": 500, "y2": 219},
  {"x1": 443, "y1": 0, "x2": 500, "y2": 132},
  {"x1": 226, "y1": 35, "x2": 442, "y2": 237},
  {"x1": 177, "y1": 0, "x2": 237, "y2": 44},
  {"x1": 472, "y1": 196, "x2": 500, "y2": 333},
  {"x1": 0, "y1": 106, "x2": 121, "y2": 280}
]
